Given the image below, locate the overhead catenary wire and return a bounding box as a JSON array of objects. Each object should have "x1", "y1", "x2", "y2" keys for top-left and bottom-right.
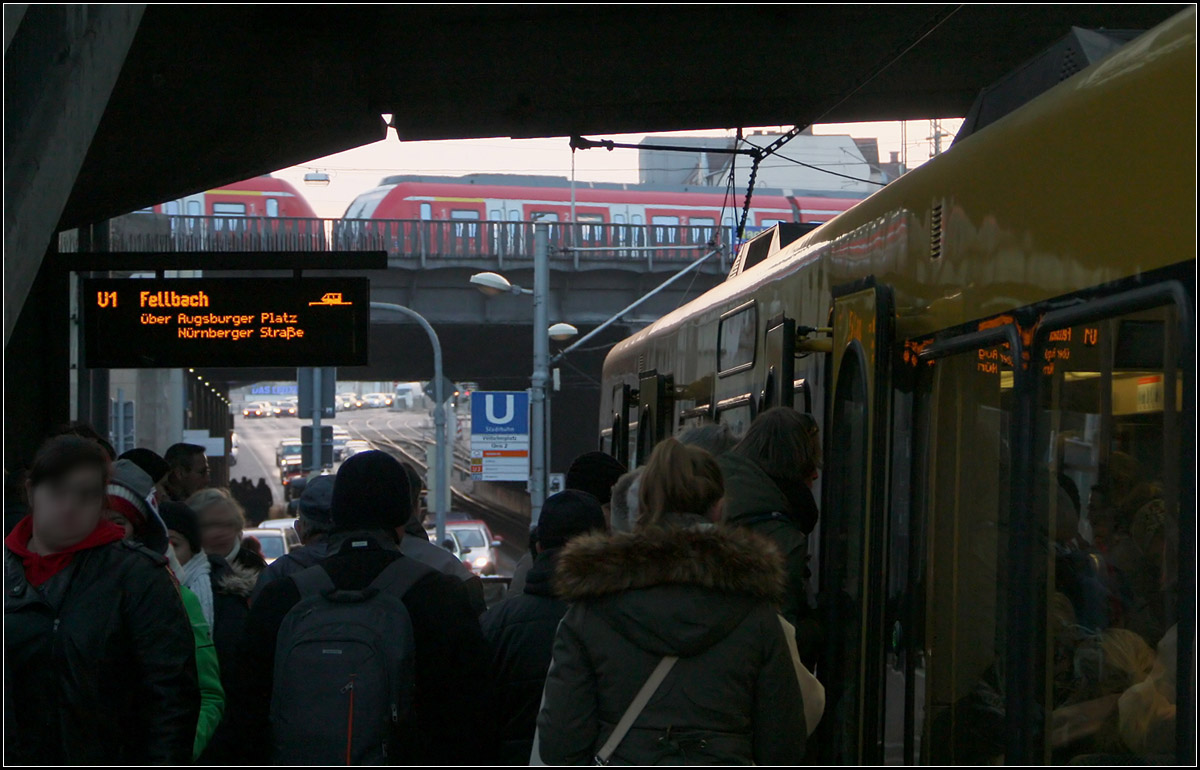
[{"x1": 740, "y1": 140, "x2": 885, "y2": 187}]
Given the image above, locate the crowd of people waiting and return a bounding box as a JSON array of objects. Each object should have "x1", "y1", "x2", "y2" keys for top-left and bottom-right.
[{"x1": 5, "y1": 409, "x2": 829, "y2": 764}]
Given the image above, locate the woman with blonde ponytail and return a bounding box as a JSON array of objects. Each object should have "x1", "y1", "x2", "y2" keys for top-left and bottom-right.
[
  {"x1": 636, "y1": 438, "x2": 725, "y2": 531},
  {"x1": 536, "y1": 438, "x2": 816, "y2": 764}
]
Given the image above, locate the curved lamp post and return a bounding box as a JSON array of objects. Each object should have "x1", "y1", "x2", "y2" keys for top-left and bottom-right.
[{"x1": 369, "y1": 301, "x2": 450, "y2": 547}]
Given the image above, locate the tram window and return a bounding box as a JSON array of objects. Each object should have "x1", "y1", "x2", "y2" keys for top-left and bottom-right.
[
  {"x1": 212, "y1": 202, "x2": 245, "y2": 216},
  {"x1": 266, "y1": 198, "x2": 279, "y2": 217},
  {"x1": 717, "y1": 302, "x2": 757, "y2": 376},
  {"x1": 922, "y1": 341, "x2": 1014, "y2": 764},
  {"x1": 1034, "y1": 305, "x2": 1184, "y2": 764}
]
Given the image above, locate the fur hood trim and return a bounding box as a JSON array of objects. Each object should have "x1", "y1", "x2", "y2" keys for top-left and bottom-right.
[
  {"x1": 216, "y1": 558, "x2": 258, "y2": 597},
  {"x1": 554, "y1": 525, "x2": 786, "y2": 603}
]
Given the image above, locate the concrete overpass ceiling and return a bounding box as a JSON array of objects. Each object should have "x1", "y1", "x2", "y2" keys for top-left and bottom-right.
[{"x1": 58, "y1": 4, "x2": 1186, "y2": 231}]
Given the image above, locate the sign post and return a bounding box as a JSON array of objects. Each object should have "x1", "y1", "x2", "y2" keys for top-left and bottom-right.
[
  {"x1": 469, "y1": 391, "x2": 531, "y2": 482},
  {"x1": 301, "y1": 425, "x2": 334, "y2": 470}
]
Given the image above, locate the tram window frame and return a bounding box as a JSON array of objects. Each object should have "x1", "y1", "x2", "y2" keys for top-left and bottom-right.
[
  {"x1": 717, "y1": 301, "x2": 758, "y2": 377},
  {"x1": 1027, "y1": 282, "x2": 1193, "y2": 765}
]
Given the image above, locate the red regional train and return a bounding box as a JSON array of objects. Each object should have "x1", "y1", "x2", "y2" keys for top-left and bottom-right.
[
  {"x1": 342, "y1": 174, "x2": 869, "y2": 232},
  {"x1": 147, "y1": 175, "x2": 318, "y2": 219}
]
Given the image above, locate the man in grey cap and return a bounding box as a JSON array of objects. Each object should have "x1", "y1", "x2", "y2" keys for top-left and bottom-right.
[{"x1": 248, "y1": 475, "x2": 336, "y2": 605}]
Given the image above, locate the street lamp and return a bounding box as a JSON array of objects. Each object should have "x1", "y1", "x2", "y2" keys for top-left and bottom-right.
[
  {"x1": 468, "y1": 221, "x2": 553, "y2": 524},
  {"x1": 469, "y1": 271, "x2": 532, "y2": 296},
  {"x1": 548, "y1": 322, "x2": 579, "y2": 341}
]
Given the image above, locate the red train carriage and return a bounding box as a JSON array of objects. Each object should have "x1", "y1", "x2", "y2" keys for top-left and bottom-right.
[
  {"x1": 150, "y1": 175, "x2": 318, "y2": 219},
  {"x1": 339, "y1": 174, "x2": 868, "y2": 259}
]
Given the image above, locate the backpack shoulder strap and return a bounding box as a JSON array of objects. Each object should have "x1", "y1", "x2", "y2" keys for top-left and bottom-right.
[
  {"x1": 368, "y1": 557, "x2": 437, "y2": 600},
  {"x1": 290, "y1": 563, "x2": 336, "y2": 600}
]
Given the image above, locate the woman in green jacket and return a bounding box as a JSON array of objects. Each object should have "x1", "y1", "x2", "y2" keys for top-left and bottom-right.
[{"x1": 176, "y1": 560, "x2": 226, "y2": 760}]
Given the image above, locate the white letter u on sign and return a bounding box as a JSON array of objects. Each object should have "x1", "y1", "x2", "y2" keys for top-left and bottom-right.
[{"x1": 485, "y1": 394, "x2": 516, "y2": 425}]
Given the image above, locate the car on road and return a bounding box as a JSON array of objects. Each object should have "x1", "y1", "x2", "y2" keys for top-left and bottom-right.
[
  {"x1": 446, "y1": 520, "x2": 502, "y2": 576},
  {"x1": 332, "y1": 428, "x2": 351, "y2": 460},
  {"x1": 259, "y1": 517, "x2": 299, "y2": 533},
  {"x1": 276, "y1": 440, "x2": 303, "y2": 472},
  {"x1": 426, "y1": 528, "x2": 486, "y2": 575},
  {"x1": 337, "y1": 393, "x2": 360, "y2": 411},
  {"x1": 243, "y1": 527, "x2": 298, "y2": 565},
  {"x1": 342, "y1": 439, "x2": 371, "y2": 459},
  {"x1": 242, "y1": 401, "x2": 272, "y2": 418},
  {"x1": 426, "y1": 527, "x2": 463, "y2": 557},
  {"x1": 272, "y1": 400, "x2": 298, "y2": 418},
  {"x1": 362, "y1": 393, "x2": 391, "y2": 409}
]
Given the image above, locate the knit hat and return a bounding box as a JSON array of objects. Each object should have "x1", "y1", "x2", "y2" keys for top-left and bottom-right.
[
  {"x1": 536, "y1": 490, "x2": 606, "y2": 550},
  {"x1": 298, "y1": 475, "x2": 336, "y2": 532},
  {"x1": 106, "y1": 459, "x2": 168, "y2": 553},
  {"x1": 565, "y1": 451, "x2": 627, "y2": 506},
  {"x1": 330, "y1": 450, "x2": 411, "y2": 533},
  {"x1": 159, "y1": 500, "x2": 201, "y2": 554},
  {"x1": 118, "y1": 447, "x2": 171, "y2": 484}
]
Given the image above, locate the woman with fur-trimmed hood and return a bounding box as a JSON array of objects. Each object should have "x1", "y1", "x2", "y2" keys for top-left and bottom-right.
[{"x1": 536, "y1": 439, "x2": 815, "y2": 765}]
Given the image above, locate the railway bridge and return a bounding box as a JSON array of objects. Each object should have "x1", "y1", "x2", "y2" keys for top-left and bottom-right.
[{"x1": 58, "y1": 213, "x2": 735, "y2": 469}]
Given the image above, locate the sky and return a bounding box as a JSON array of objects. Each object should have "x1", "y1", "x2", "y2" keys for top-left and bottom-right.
[{"x1": 272, "y1": 118, "x2": 965, "y2": 219}]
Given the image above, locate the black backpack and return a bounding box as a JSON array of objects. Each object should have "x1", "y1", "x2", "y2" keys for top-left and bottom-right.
[{"x1": 269, "y1": 558, "x2": 434, "y2": 764}]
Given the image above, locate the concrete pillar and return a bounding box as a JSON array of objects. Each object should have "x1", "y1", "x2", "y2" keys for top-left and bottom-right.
[
  {"x1": 3, "y1": 246, "x2": 71, "y2": 473},
  {"x1": 4, "y1": 4, "x2": 145, "y2": 347}
]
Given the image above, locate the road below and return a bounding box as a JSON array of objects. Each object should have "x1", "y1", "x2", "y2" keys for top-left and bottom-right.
[{"x1": 234, "y1": 405, "x2": 524, "y2": 582}]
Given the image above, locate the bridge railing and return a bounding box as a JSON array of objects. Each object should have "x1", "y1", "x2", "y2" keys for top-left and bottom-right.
[
  {"x1": 69, "y1": 215, "x2": 729, "y2": 266},
  {"x1": 333, "y1": 219, "x2": 724, "y2": 264}
]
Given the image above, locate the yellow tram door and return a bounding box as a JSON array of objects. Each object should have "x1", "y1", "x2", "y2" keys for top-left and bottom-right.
[{"x1": 816, "y1": 278, "x2": 895, "y2": 764}]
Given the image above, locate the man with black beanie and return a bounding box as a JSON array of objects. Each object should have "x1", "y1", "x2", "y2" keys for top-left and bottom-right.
[
  {"x1": 509, "y1": 450, "x2": 627, "y2": 597},
  {"x1": 119, "y1": 448, "x2": 172, "y2": 489},
  {"x1": 231, "y1": 451, "x2": 496, "y2": 765},
  {"x1": 480, "y1": 491, "x2": 606, "y2": 764}
]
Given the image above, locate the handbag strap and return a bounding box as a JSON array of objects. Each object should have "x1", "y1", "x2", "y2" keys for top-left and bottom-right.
[{"x1": 594, "y1": 655, "x2": 678, "y2": 765}]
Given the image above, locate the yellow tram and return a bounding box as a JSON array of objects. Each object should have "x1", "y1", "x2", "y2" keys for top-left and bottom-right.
[{"x1": 598, "y1": 9, "x2": 1195, "y2": 765}]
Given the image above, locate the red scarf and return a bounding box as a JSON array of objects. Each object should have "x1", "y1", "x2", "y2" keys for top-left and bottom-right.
[{"x1": 5, "y1": 515, "x2": 125, "y2": 587}]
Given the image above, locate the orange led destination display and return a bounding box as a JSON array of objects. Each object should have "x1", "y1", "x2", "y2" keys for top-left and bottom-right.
[{"x1": 84, "y1": 278, "x2": 369, "y2": 368}]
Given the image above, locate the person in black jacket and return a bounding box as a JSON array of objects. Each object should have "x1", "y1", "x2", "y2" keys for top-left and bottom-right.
[
  {"x1": 231, "y1": 450, "x2": 497, "y2": 765},
  {"x1": 509, "y1": 451, "x2": 627, "y2": 597},
  {"x1": 4, "y1": 436, "x2": 198, "y2": 764},
  {"x1": 481, "y1": 490, "x2": 607, "y2": 764}
]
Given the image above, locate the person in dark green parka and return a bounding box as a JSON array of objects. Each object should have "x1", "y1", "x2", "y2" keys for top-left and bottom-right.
[{"x1": 718, "y1": 408, "x2": 822, "y2": 667}]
